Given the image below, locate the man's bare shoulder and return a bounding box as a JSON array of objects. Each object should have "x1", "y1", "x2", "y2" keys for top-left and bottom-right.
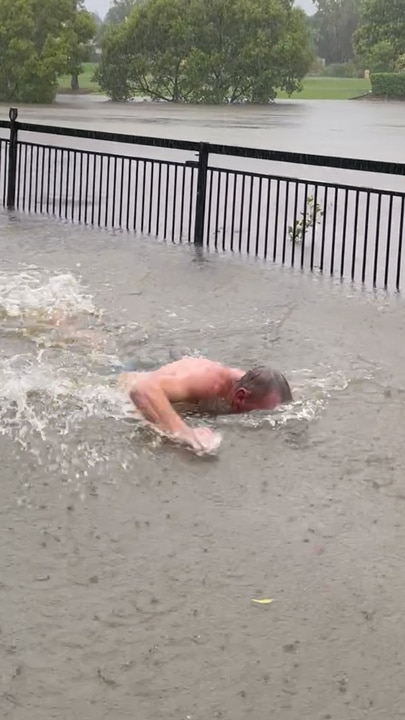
[{"x1": 117, "y1": 357, "x2": 243, "y2": 399}]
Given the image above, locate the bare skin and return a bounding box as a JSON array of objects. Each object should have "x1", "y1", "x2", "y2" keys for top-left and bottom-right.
[{"x1": 118, "y1": 357, "x2": 282, "y2": 453}]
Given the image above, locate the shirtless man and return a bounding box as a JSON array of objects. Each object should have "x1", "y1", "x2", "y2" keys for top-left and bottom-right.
[{"x1": 118, "y1": 358, "x2": 292, "y2": 453}]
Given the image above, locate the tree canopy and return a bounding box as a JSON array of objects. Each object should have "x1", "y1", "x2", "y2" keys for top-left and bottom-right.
[
  {"x1": 104, "y1": 0, "x2": 141, "y2": 25},
  {"x1": 309, "y1": 0, "x2": 360, "y2": 65},
  {"x1": 97, "y1": 0, "x2": 314, "y2": 103},
  {"x1": 0, "y1": 0, "x2": 97, "y2": 103},
  {"x1": 354, "y1": 0, "x2": 405, "y2": 72}
]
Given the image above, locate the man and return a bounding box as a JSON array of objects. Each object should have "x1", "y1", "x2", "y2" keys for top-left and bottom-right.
[{"x1": 118, "y1": 357, "x2": 292, "y2": 454}]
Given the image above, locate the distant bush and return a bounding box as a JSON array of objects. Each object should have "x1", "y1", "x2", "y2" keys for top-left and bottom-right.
[
  {"x1": 308, "y1": 57, "x2": 326, "y2": 76},
  {"x1": 370, "y1": 73, "x2": 405, "y2": 99},
  {"x1": 323, "y1": 62, "x2": 357, "y2": 78}
]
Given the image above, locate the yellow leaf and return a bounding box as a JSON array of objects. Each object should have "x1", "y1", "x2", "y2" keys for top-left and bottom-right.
[{"x1": 251, "y1": 598, "x2": 273, "y2": 605}]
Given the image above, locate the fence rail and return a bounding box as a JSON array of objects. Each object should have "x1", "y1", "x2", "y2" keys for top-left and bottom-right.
[{"x1": 1, "y1": 107, "x2": 405, "y2": 291}]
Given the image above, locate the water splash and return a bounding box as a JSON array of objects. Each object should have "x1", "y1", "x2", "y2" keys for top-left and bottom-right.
[
  {"x1": 0, "y1": 268, "x2": 96, "y2": 320},
  {"x1": 0, "y1": 268, "x2": 130, "y2": 475},
  {"x1": 216, "y1": 365, "x2": 367, "y2": 430},
  {"x1": 0, "y1": 267, "x2": 380, "y2": 473}
]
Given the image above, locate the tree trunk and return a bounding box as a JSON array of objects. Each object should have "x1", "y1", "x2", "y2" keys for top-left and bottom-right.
[{"x1": 71, "y1": 73, "x2": 79, "y2": 92}]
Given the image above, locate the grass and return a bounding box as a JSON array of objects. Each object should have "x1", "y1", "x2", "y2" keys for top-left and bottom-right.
[
  {"x1": 57, "y1": 62, "x2": 100, "y2": 94},
  {"x1": 277, "y1": 76, "x2": 371, "y2": 100},
  {"x1": 58, "y1": 66, "x2": 371, "y2": 100}
]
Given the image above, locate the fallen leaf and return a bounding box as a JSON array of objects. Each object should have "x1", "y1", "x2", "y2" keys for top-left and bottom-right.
[{"x1": 251, "y1": 598, "x2": 273, "y2": 605}]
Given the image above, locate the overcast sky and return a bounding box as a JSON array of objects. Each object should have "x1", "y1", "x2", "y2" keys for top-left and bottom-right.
[{"x1": 85, "y1": 0, "x2": 315, "y2": 19}]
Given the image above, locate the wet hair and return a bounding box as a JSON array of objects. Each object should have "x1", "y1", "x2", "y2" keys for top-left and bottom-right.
[{"x1": 235, "y1": 366, "x2": 292, "y2": 403}]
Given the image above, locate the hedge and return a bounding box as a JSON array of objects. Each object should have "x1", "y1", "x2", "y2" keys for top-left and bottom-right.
[{"x1": 370, "y1": 73, "x2": 405, "y2": 99}]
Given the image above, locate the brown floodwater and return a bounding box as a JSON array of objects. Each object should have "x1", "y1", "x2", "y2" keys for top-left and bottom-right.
[{"x1": 1, "y1": 208, "x2": 405, "y2": 719}]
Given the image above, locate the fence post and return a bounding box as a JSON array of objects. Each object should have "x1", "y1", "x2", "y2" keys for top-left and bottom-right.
[
  {"x1": 7, "y1": 107, "x2": 19, "y2": 210},
  {"x1": 194, "y1": 142, "x2": 209, "y2": 245}
]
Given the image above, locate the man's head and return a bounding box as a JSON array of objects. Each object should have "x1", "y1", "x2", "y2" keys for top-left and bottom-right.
[{"x1": 230, "y1": 366, "x2": 292, "y2": 413}]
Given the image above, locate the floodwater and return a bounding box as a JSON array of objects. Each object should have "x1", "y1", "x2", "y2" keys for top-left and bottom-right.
[
  {"x1": 1, "y1": 207, "x2": 405, "y2": 719},
  {"x1": 1, "y1": 99, "x2": 405, "y2": 719},
  {"x1": 2, "y1": 95, "x2": 405, "y2": 161},
  {"x1": 2, "y1": 97, "x2": 405, "y2": 293}
]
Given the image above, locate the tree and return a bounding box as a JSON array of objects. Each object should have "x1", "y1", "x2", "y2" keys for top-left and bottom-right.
[
  {"x1": 185, "y1": 0, "x2": 313, "y2": 103},
  {"x1": 0, "y1": 0, "x2": 97, "y2": 102},
  {"x1": 0, "y1": 0, "x2": 71, "y2": 103},
  {"x1": 353, "y1": 0, "x2": 405, "y2": 72},
  {"x1": 98, "y1": 0, "x2": 314, "y2": 103},
  {"x1": 123, "y1": 0, "x2": 197, "y2": 102},
  {"x1": 64, "y1": 1, "x2": 98, "y2": 91},
  {"x1": 310, "y1": 0, "x2": 360, "y2": 65},
  {"x1": 96, "y1": 22, "x2": 133, "y2": 100},
  {"x1": 104, "y1": 0, "x2": 140, "y2": 25}
]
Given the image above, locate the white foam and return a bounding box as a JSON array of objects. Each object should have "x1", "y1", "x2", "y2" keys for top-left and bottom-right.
[{"x1": 0, "y1": 268, "x2": 95, "y2": 319}]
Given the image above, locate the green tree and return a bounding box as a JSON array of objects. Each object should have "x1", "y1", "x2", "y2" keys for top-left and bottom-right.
[
  {"x1": 0, "y1": 0, "x2": 97, "y2": 102},
  {"x1": 310, "y1": 0, "x2": 360, "y2": 64},
  {"x1": 354, "y1": 0, "x2": 405, "y2": 72},
  {"x1": 184, "y1": 0, "x2": 312, "y2": 103},
  {"x1": 98, "y1": 0, "x2": 314, "y2": 103},
  {"x1": 64, "y1": 1, "x2": 98, "y2": 91},
  {"x1": 96, "y1": 22, "x2": 133, "y2": 100},
  {"x1": 104, "y1": 0, "x2": 141, "y2": 25},
  {"x1": 0, "y1": 0, "x2": 70, "y2": 103},
  {"x1": 124, "y1": 0, "x2": 197, "y2": 102}
]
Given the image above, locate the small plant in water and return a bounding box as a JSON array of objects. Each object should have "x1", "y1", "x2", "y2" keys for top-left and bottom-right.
[{"x1": 288, "y1": 195, "x2": 323, "y2": 243}]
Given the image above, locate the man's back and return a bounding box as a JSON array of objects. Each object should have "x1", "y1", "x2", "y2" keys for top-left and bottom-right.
[{"x1": 119, "y1": 357, "x2": 242, "y2": 403}]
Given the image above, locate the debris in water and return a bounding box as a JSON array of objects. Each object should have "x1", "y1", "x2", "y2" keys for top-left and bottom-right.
[{"x1": 251, "y1": 598, "x2": 273, "y2": 605}]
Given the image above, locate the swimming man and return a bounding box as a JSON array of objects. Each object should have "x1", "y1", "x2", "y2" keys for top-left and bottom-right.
[{"x1": 118, "y1": 357, "x2": 292, "y2": 453}]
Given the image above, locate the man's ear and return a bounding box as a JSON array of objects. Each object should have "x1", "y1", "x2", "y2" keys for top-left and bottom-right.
[{"x1": 234, "y1": 387, "x2": 248, "y2": 403}]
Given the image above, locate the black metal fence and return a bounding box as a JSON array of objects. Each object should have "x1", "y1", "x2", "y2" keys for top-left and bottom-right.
[{"x1": 1, "y1": 107, "x2": 405, "y2": 292}]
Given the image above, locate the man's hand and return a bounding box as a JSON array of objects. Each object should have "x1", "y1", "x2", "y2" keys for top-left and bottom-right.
[
  {"x1": 129, "y1": 374, "x2": 222, "y2": 454},
  {"x1": 187, "y1": 427, "x2": 222, "y2": 455}
]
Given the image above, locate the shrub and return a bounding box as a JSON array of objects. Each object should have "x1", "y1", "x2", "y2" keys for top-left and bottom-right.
[
  {"x1": 323, "y1": 62, "x2": 356, "y2": 78},
  {"x1": 370, "y1": 72, "x2": 405, "y2": 98}
]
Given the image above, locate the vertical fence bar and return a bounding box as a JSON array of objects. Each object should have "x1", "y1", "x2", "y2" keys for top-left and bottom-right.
[
  {"x1": 164, "y1": 163, "x2": 170, "y2": 240},
  {"x1": 7, "y1": 108, "x2": 19, "y2": 209},
  {"x1": 310, "y1": 184, "x2": 319, "y2": 271},
  {"x1": 396, "y1": 196, "x2": 405, "y2": 291},
  {"x1": 340, "y1": 189, "x2": 349, "y2": 279},
  {"x1": 16, "y1": 138, "x2": 22, "y2": 208},
  {"x1": 171, "y1": 165, "x2": 178, "y2": 242},
  {"x1": 351, "y1": 190, "x2": 360, "y2": 282},
  {"x1": 194, "y1": 142, "x2": 209, "y2": 245},
  {"x1": 214, "y1": 171, "x2": 222, "y2": 250},
  {"x1": 179, "y1": 165, "x2": 186, "y2": 242},
  {"x1": 255, "y1": 176, "x2": 263, "y2": 257},
  {"x1": 282, "y1": 182, "x2": 290, "y2": 265},
  {"x1": 230, "y1": 174, "x2": 238, "y2": 251},
  {"x1": 3, "y1": 140, "x2": 9, "y2": 207},
  {"x1": 222, "y1": 171, "x2": 229, "y2": 251},
  {"x1": 273, "y1": 179, "x2": 280, "y2": 263},
  {"x1": 384, "y1": 195, "x2": 393, "y2": 290},
  {"x1": 300, "y1": 183, "x2": 309, "y2": 269},
  {"x1": 263, "y1": 178, "x2": 271, "y2": 260},
  {"x1": 290, "y1": 182, "x2": 299, "y2": 267}
]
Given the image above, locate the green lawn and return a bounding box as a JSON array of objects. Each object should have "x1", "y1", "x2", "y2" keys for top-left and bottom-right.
[
  {"x1": 58, "y1": 67, "x2": 371, "y2": 100},
  {"x1": 58, "y1": 62, "x2": 100, "y2": 93},
  {"x1": 277, "y1": 76, "x2": 371, "y2": 100}
]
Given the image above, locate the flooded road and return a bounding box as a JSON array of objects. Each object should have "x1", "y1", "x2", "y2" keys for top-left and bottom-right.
[
  {"x1": 2, "y1": 97, "x2": 405, "y2": 293},
  {"x1": 2, "y1": 95, "x2": 405, "y2": 161},
  {"x1": 1, "y1": 209, "x2": 405, "y2": 719}
]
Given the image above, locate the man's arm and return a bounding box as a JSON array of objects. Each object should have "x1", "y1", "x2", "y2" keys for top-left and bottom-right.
[{"x1": 129, "y1": 376, "x2": 196, "y2": 445}]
